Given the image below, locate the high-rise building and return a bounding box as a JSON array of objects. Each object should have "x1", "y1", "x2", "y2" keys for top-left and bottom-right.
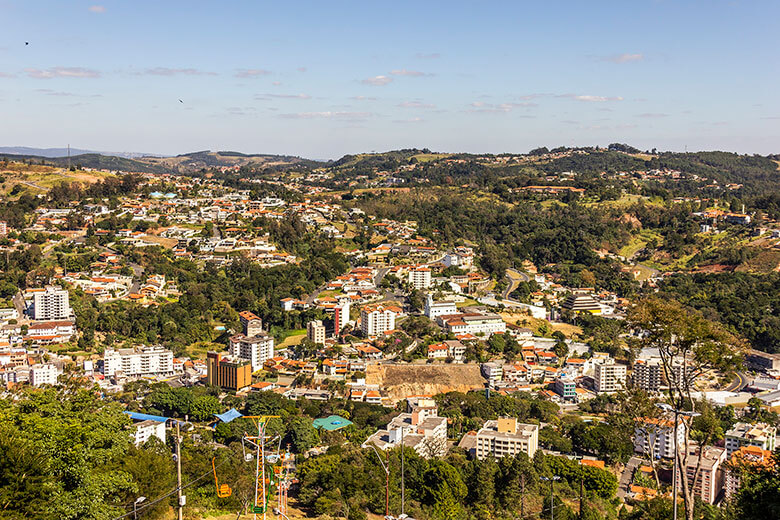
[
  {"x1": 408, "y1": 266, "x2": 432, "y2": 289},
  {"x1": 206, "y1": 351, "x2": 252, "y2": 391},
  {"x1": 634, "y1": 417, "x2": 687, "y2": 459},
  {"x1": 307, "y1": 320, "x2": 326, "y2": 345},
  {"x1": 101, "y1": 345, "x2": 174, "y2": 377},
  {"x1": 333, "y1": 298, "x2": 350, "y2": 336},
  {"x1": 228, "y1": 333, "x2": 274, "y2": 371},
  {"x1": 633, "y1": 359, "x2": 663, "y2": 392},
  {"x1": 725, "y1": 445, "x2": 774, "y2": 499},
  {"x1": 360, "y1": 303, "x2": 400, "y2": 337},
  {"x1": 594, "y1": 358, "x2": 627, "y2": 393},
  {"x1": 475, "y1": 417, "x2": 538, "y2": 460},
  {"x1": 239, "y1": 310, "x2": 263, "y2": 337},
  {"x1": 33, "y1": 286, "x2": 71, "y2": 321},
  {"x1": 725, "y1": 422, "x2": 777, "y2": 456},
  {"x1": 681, "y1": 445, "x2": 726, "y2": 505},
  {"x1": 29, "y1": 364, "x2": 59, "y2": 386}
]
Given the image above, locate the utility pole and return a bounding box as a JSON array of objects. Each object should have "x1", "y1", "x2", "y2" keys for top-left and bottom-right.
[
  {"x1": 656, "y1": 403, "x2": 699, "y2": 520},
  {"x1": 401, "y1": 428, "x2": 405, "y2": 517},
  {"x1": 540, "y1": 476, "x2": 560, "y2": 520},
  {"x1": 385, "y1": 450, "x2": 390, "y2": 518},
  {"x1": 579, "y1": 473, "x2": 584, "y2": 519},
  {"x1": 176, "y1": 421, "x2": 183, "y2": 520},
  {"x1": 520, "y1": 473, "x2": 525, "y2": 520}
]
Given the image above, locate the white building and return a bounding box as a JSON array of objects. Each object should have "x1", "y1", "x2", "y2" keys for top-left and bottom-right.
[
  {"x1": 725, "y1": 422, "x2": 776, "y2": 456},
  {"x1": 363, "y1": 398, "x2": 448, "y2": 458},
  {"x1": 33, "y1": 286, "x2": 71, "y2": 321},
  {"x1": 101, "y1": 345, "x2": 174, "y2": 377},
  {"x1": 594, "y1": 358, "x2": 627, "y2": 393},
  {"x1": 634, "y1": 417, "x2": 687, "y2": 459},
  {"x1": 633, "y1": 358, "x2": 662, "y2": 392},
  {"x1": 439, "y1": 312, "x2": 506, "y2": 337},
  {"x1": 132, "y1": 420, "x2": 167, "y2": 446},
  {"x1": 408, "y1": 267, "x2": 432, "y2": 289},
  {"x1": 307, "y1": 320, "x2": 326, "y2": 345},
  {"x1": 424, "y1": 294, "x2": 457, "y2": 320},
  {"x1": 360, "y1": 303, "x2": 400, "y2": 337},
  {"x1": 475, "y1": 417, "x2": 539, "y2": 460},
  {"x1": 443, "y1": 247, "x2": 474, "y2": 269},
  {"x1": 481, "y1": 362, "x2": 504, "y2": 385},
  {"x1": 229, "y1": 333, "x2": 275, "y2": 372},
  {"x1": 29, "y1": 363, "x2": 59, "y2": 386}
]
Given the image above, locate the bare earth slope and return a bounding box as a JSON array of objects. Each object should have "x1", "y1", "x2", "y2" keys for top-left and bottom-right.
[{"x1": 366, "y1": 363, "x2": 485, "y2": 400}]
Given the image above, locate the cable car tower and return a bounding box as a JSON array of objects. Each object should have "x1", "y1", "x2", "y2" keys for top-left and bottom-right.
[{"x1": 241, "y1": 415, "x2": 280, "y2": 520}]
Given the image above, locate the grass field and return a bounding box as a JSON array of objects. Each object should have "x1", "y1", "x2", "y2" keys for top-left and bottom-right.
[
  {"x1": 277, "y1": 329, "x2": 306, "y2": 348},
  {"x1": 619, "y1": 229, "x2": 661, "y2": 259},
  {"x1": 0, "y1": 161, "x2": 115, "y2": 195}
]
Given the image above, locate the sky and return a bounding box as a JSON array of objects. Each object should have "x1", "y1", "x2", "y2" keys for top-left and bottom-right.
[{"x1": 0, "y1": 1, "x2": 778, "y2": 159}]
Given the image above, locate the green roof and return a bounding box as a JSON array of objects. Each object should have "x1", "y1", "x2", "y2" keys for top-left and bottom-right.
[{"x1": 312, "y1": 415, "x2": 353, "y2": 431}]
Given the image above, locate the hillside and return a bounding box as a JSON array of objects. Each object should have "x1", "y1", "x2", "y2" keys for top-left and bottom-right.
[
  {"x1": 366, "y1": 363, "x2": 485, "y2": 401},
  {"x1": 0, "y1": 160, "x2": 115, "y2": 195}
]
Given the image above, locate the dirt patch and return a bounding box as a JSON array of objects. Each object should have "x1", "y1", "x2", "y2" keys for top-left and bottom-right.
[{"x1": 366, "y1": 363, "x2": 485, "y2": 400}]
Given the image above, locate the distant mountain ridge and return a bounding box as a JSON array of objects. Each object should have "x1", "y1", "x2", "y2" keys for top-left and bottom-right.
[{"x1": 0, "y1": 146, "x2": 164, "y2": 159}]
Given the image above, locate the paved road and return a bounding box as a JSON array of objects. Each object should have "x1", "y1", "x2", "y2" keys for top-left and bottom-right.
[
  {"x1": 12, "y1": 291, "x2": 29, "y2": 323},
  {"x1": 617, "y1": 456, "x2": 643, "y2": 499},
  {"x1": 373, "y1": 267, "x2": 390, "y2": 287},
  {"x1": 724, "y1": 371, "x2": 748, "y2": 392},
  {"x1": 502, "y1": 268, "x2": 531, "y2": 300}
]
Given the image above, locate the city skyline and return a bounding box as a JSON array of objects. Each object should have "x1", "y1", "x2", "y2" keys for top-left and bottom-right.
[{"x1": 1, "y1": 0, "x2": 778, "y2": 158}]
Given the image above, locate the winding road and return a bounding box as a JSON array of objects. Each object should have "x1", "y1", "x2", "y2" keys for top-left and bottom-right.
[{"x1": 502, "y1": 268, "x2": 530, "y2": 300}]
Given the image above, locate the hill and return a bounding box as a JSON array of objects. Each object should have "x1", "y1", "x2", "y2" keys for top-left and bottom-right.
[{"x1": 365, "y1": 362, "x2": 485, "y2": 401}]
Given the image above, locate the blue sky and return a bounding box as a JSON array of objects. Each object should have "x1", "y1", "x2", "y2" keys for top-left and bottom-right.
[{"x1": 0, "y1": 0, "x2": 778, "y2": 158}]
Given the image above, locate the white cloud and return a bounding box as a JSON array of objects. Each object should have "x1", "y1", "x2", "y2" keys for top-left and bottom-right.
[
  {"x1": 468, "y1": 101, "x2": 537, "y2": 113},
  {"x1": 142, "y1": 67, "x2": 216, "y2": 76},
  {"x1": 603, "y1": 53, "x2": 643, "y2": 64},
  {"x1": 398, "y1": 101, "x2": 435, "y2": 109},
  {"x1": 26, "y1": 67, "x2": 100, "y2": 78},
  {"x1": 235, "y1": 69, "x2": 271, "y2": 78},
  {"x1": 266, "y1": 93, "x2": 311, "y2": 99},
  {"x1": 361, "y1": 75, "x2": 393, "y2": 86},
  {"x1": 636, "y1": 112, "x2": 668, "y2": 118},
  {"x1": 280, "y1": 111, "x2": 373, "y2": 120},
  {"x1": 558, "y1": 94, "x2": 623, "y2": 102},
  {"x1": 88, "y1": 5, "x2": 106, "y2": 13},
  {"x1": 390, "y1": 69, "x2": 431, "y2": 77},
  {"x1": 393, "y1": 117, "x2": 424, "y2": 123},
  {"x1": 351, "y1": 96, "x2": 377, "y2": 101}
]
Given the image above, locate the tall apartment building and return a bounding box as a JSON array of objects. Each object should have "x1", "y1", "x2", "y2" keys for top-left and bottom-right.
[
  {"x1": 681, "y1": 445, "x2": 726, "y2": 505},
  {"x1": 633, "y1": 359, "x2": 663, "y2": 392},
  {"x1": 594, "y1": 358, "x2": 627, "y2": 393},
  {"x1": 555, "y1": 377, "x2": 577, "y2": 401},
  {"x1": 363, "y1": 398, "x2": 448, "y2": 459},
  {"x1": 408, "y1": 266, "x2": 432, "y2": 289},
  {"x1": 307, "y1": 320, "x2": 326, "y2": 345},
  {"x1": 239, "y1": 310, "x2": 263, "y2": 337},
  {"x1": 101, "y1": 345, "x2": 174, "y2": 377},
  {"x1": 29, "y1": 364, "x2": 59, "y2": 386},
  {"x1": 360, "y1": 303, "x2": 399, "y2": 336},
  {"x1": 228, "y1": 333, "x2": 274, "y2": 371},
  {"x1": 725, "y1": 446, "x2": 774, "y2": 499},
  {"x1": 634, "y1": 417, "x2": 687, "y2": 459},
  {"x1": 725, "y1": 422, "x2": 777, "y2": 456},
  {"x1": 475, "y1": 417, "x2": 539, "y2": 460},
  {"x1": 33, "y1": 286, "x2": 71, "y2": 321},
  {"x1": 206, "y1": 351, "x2": 252, "y2": 391}
]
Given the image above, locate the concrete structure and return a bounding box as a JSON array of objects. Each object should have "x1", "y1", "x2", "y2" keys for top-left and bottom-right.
[
  {"x1": 307, "y1": 320, "x2": 326, "y2": 345},
  {"x1": 561, "y1": 293, "x2": 601, "y2": 314},
  {"x1": 475, "y1": 417, "x2": 539, "y2": 460},
  {"x1": 29, "y1": 363, "x2": 58, "y2": 386},
  {"x1": 206, "y1": 351, "x2": 252, "y2": 391},
  {"x1": 360, "y1": 303, "x2": 399, "y2": 336},
  {"x1": 363, "y1": 398, "x2": 448, "y2": 458},
  {"x1": 745, "y1": 349, "x2": 780, "y2": 372},
  {"x1": 228, "y1": 333, "x2": 274, "y2": 372},
  {"x1": 682, "y1": 445, "x2": 726, "y2": 505},
  {"x1": 239, "y1": 310, "x2": 263, "y2": 337},
  {"x1": 634, "y1": 417, "x2": 687, "y2": 459},
  {"x1": 633, "y1": 358, "x2": 662, "y2": 392},
  {"x1": 554, "y1": 377, "x2": 576, "y2": 401},
  {"x1": 408, "y1": 266, "x2": 432, "y2": 289},
  {"x1": 481, "y1": 362, "x2": 503, "y2": 386},
  {"x1": 33, "y1": 286, "x2": 71, "y2": 321},
  {"x1": 439, "y1": 312, "x2": 506, "y2": 337},
  {"x1": 424, "y1": 294, "x2": 457, "y2": 320},
  {"x1": 101, "y1": 345, "x2": 174, "y2": 377},
  {"x1": 594, "y1": 358, "x2": 627, "y2": 393},
  {"x1": 725, "y1": 422, "x2": 776, "y2": 456},
  {"x1": 725, "y1": 445, "x2": 774, "y2": 499},
  {"x1": 132, "y1": 420, "x2": 166, "y2": 446}
]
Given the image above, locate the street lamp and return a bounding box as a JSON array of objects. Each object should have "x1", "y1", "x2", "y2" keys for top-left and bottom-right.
[
  {"x1": 539, "y1": 476, "x2": 561, "y2": 520},
  {"x1": 133, "y1": 496, "x2": 146, "y2": 520},
  {"x1": 655, "y1": 403, "x2": 700, "y2": 520}
]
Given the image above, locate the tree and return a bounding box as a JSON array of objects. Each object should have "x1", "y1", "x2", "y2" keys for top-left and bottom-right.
[
  {"x1": 628, "y1": 297, "x2": 745, "y2": 520},
  {"x1": 286, "y1": 416, "x2": 319, "y2": 453},
  {"x1": 732, "y1": 451, "x2": 780, "y2": 519}
]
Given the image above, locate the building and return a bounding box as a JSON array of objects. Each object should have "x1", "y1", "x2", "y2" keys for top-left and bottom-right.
[
  {"x1": 206, "y1": 351, "x2": 252, "y2": 391},
  {"x1": 333, "y1": 299, "x2": 350, "y2": 335},
  {"x1": 239, "y1": 310, "x2": 263, "y2": 337},
  {"x1": 594, "y1": 358, "x2": 627, "y2": 393},
  {"x1": 725, "y1": 422, "x2": 776, "y2": 456},
  {"x1": 228, "y1": 333, "x2": 274, "y2": 372},
  {"x1": 561, "y1": 293, "x2": 601, "y2": 315},
  {"x1": 29, "y1": 363, "x2": 59, "y2": 386},
  {"x1": 33, "y1": 286, "x2": 71, "y2": 321},
  {"x1": 439, "y1": 312, "x2": 506, "y2": 337},
  {"x1": 681, "y1": 445, "x2": 726, "y2": 505},
  {"x1": 481, "y1": 362, "x2": 503, "y2": 386},
  {"x1": 0, "y1": 221, "x2": 6, "y2": 235},
  {"x1": 408, "y1": 266, "x2": 432, "y2": 289},
  {"x1": 360, "y1": 303, "x2": 400, "y2": 337},
  {"x1": 745, "y1": 349, "x2": 780, "y2": 372},
  {"x1": 475, "y1": 417, "x2": 539, "y2": 460},
  {"x1": 554, "y1": 377, "x2": 577, "y2": 401},
  {"x1": 132, "y1": 420, "x2": 167, "y2": 446},
  {"x1": 101, "y1": 345, "x2": 174, "y2": 377},
  {"x1": 363, "y1": 398, "x2": 448, "y2": 458},
  {"x1": 424, "y1": 294, "x2": 458, "y2": 320},
  {"x1": 632, "y1": 358, "x2": 662, "y2": 392},
  {"x1": 307, "y1": 320, "x2": 326, "y2": 345},
  {"x1": 634, "y1": 417, "x2": 687, "y2": 459},
  {"x1": 725, "y1": 445, "x2": 774, "y2": 499}
]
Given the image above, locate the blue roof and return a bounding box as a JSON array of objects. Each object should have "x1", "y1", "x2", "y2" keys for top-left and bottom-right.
[
  {"x1": 125, "y1": 411, "x2": 169, "y2": 423},
  {"x1": 214, "y1": 408, "x2": 243, "y2": 423},
  {"x1": 312, "y1": 415, "x2": 354, "y2": 431}
]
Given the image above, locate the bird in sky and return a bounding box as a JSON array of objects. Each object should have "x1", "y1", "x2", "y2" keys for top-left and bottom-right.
[
  {"x1": 25, "y1": 42, "x2": 29, "y2": 45},
  {"x1": 179, "y1": 99, "x2": 183, "y2": 103}
]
